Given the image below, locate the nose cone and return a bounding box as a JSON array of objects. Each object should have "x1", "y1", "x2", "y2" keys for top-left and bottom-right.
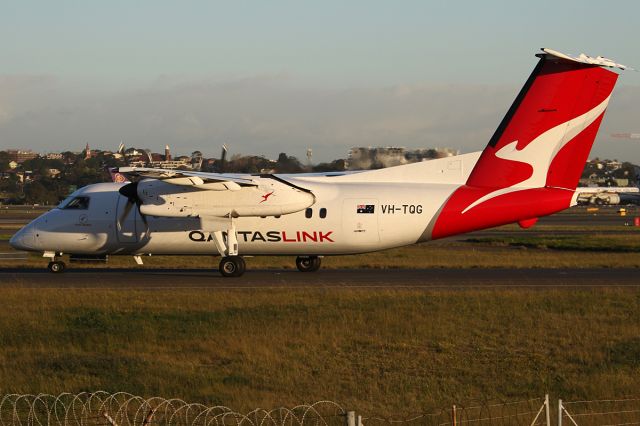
[{"x1": 9, "y1": 224, "x2": 37, "y2": 251}]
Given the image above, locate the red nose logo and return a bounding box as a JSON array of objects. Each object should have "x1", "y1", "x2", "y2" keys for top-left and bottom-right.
[{"x1": 260, "y1": 191, "x2": 274, "y2": 203}]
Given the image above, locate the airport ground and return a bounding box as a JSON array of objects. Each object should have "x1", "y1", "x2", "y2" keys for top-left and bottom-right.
[{"x1": 1, "y1": 205, "x2": 639, "y2": 415}]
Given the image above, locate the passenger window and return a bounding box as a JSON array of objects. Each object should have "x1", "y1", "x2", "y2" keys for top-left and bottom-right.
[
  {"x1": 63, "y1": 196, "x2": 90, "y2": 210},
  {"x1": 305, "y1": 208, "x2": 313, "y2": 218},
  {"x1": 319, "y1": 208, "x2": 327, "y2": 218}
]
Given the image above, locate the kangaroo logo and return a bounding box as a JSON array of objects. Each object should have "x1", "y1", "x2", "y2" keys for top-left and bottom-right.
[
  {"x1": 462, "y1": 95, "x2": 611, "y2": 214},
  {"x1": 260, "y1": 191, "x2": 275, "y2": 203}
]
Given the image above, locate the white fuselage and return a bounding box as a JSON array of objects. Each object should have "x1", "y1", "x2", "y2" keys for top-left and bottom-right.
[
  {"x1": 15, "y1": 180, "x2": 453, "y2": 256},
  {"x1": 11, "y1": 153, "x2": 482, "y2": 257}
]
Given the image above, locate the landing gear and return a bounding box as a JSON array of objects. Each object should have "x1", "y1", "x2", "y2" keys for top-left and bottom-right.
[
  {"x1": 296, "y1": 256, "x2": 321, "y2": 272},
  {"x1": 47, "y1": 260, "x2": 66, "y2": 273},
  {"x1": 219, "y1": 256, "x2": 246, "y2": 277}
]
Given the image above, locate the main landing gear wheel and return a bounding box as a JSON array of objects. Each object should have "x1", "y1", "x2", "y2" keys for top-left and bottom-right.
[
  {"x1": 47, "y1": 260, "x2": 66, "y2": 273},
  {"x1": 219, "y1": 256, "x2": 246, "y2": 277},
  {"x1": 296, "y1": 256, "x2": 321, "y2": 272}
]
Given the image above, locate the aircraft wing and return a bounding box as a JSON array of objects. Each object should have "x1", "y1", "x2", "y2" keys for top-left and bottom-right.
[{"x1": 118, "y1": 167, "x2": 258, "y2": 191}]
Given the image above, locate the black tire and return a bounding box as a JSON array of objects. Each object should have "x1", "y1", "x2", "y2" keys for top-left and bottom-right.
[
  {"x1": 219, "y1": 256, "x2": 246, "y2": 277},
  {"x1": 296, "y1": 256, "x2": 321, "y2": 272},
  {"x1": 48, "y1": 261, "x2": 66, "y2": 273}
]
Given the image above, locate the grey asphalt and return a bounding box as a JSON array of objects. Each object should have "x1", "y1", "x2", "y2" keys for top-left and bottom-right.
[{"x1": 0, "y1": 268, "x2": 637, "y2": 289}]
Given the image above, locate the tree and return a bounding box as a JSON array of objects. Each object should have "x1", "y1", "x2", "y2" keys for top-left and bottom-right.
[
  {"x1": 275, "y1": 153, "x2": 303, "y2": 173},
  {"x1": 0, "y1": 151, "x2": 9, "y2": 171}
]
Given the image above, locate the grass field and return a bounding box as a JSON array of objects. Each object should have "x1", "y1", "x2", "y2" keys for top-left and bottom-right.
[
  {"x1": 2, "y1": 206, "x2": 640, "y2": 414},
  {"x1": 1, "y1": 288, "x2": 640, "y2": 416}
]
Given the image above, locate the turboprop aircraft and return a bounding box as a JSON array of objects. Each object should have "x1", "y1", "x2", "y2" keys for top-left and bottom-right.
[{"x1": 10, "y1": 48, "x2": 630, "y2": 277}]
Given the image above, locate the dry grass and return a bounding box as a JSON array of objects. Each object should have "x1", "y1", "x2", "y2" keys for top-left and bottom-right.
[{"x1": 1, "y1": 288, "x2": 640, "y2": 415}]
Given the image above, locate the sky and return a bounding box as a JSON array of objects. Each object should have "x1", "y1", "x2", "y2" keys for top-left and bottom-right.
[{"x1": 1, "y1": 0, "x2": 640, "y2": 163}]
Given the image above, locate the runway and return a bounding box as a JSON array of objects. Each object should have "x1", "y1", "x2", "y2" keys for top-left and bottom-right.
[{"x1": 0, "y1": 268, "x2": 638, "y2": 289}]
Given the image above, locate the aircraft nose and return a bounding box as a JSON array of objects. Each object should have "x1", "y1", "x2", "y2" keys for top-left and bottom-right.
[{"x1": 9, "y1": 224, "x2": 37, "y2": 251}]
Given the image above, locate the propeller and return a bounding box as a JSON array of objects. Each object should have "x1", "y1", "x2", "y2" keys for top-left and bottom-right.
[
  {"x1": 117, "y1": 181, "x2": 149, "y2": 233},
  {"x1": 218, "y1": 144, "x2": 227, "y2": 173}
]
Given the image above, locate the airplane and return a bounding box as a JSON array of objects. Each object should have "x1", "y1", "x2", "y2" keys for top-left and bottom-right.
[
  {"x1": 10, "y1": 48, "x2": 629, "y2": 277},
  {"x1": 575, "y1": 167, "x2": 640, "y2": 205}
]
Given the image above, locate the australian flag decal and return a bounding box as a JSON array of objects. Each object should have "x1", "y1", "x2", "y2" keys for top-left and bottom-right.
[{"x1": 357, "y1": 204, "x2": 375, "y2": 214}]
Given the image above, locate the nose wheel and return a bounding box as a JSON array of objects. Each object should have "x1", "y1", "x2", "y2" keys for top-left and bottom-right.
[
  {"x1": 219, "y1": 256, "x2": 246, "y2": 277},
  {"x1": 296, "y1": 256, "x2": 321, "y2": 272},
  {"x1": 47, "y1": 260, "x2": 66, "y2": 273}
]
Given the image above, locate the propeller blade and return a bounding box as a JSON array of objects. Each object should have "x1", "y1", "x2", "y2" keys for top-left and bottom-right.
[
  {"x1": 118, "y1": 182, "x2": 140, "y2": 231},
  {"x1": 119, "y1": 181, "x2": 139, "y2": 200},
  {"x1": 117, "y1": 200, "x2": 134, "y2": 231},
  {"x1": 118, "y1": 181, "x2": 150, "y2": 235},
  {"x1": 139, "y1": 209, "x2": 149, "y2": 234},
  {"x1": 219, "y1": 144, "x2": 227, "y2": 173}
]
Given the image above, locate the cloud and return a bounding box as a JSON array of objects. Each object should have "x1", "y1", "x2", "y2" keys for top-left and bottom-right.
[{"x1": 1, "y1": 74, "x2": 639, "y2": 164}]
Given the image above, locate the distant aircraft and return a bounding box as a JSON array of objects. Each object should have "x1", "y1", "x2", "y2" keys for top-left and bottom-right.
[
  {"x1": 575, "y1": 167, "x2": 640, "y2": 205},
  {"x1": 10, "y1": 48, "x2": 629, "y2": 276},
  {"x1": 576, "y1": 188, "x2": 640, "y2": 206},
  {"x1": 107, "y1": 167, "x2": 129, "y2": 184}
]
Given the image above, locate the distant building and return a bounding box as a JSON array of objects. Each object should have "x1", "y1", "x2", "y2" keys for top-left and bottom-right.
[
  {"x1": 6, "y1": 150, "x2": 38, "y2": 163},
  {"x1": 606, "y1": 160, "x2": 622, "y2": 170},
  {"x1": 125, "y1": 148, "x2": 145, "y2": 157},
  {"x1": 84, "y1": 143, "x2": 91, "y2": 160},
  {"x1": 46, "y1": 153, "x2": 63, "y2": 160},
  {"x1": 165, "y1": 145, "x2": 172, "y2": 161},
  {"x1": 346, "y1": 146, "x2": 460, "y2": 170},
  {"x1": 149, "y1": 158, "x2": 192, "y2": 170},
  {"x1": 150, "y1": 153, "x2": 164, "y2": 162}
]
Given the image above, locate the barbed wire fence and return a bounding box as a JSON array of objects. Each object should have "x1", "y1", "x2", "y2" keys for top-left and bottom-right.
[
  {"x1": 560, "y1": 398, "x2": 640, "y2": 426},
  {"x1": 0, "y1": 393, "x2": 551, "y2": 426},
  {"x1": 362, "y1": 396, "x2": 548, "y2": 426},
  {"x1": 0, "y1": 393, "x2": 346, "y2": 426},
  {"x1": 7, "y1": 393, "x2": 640, "y2": 426}
]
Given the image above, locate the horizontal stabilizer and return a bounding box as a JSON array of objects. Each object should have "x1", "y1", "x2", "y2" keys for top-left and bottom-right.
[{"x1": 541, "y1": 48, "x2": 634, "y2": 70}]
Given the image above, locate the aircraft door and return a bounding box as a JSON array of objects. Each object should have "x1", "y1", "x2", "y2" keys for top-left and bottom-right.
[
  {"x1": 115, "y1": 195, "x2": 141, "y2": 243},
  {"x1": 342, "y1": 199, "x2": 380, "y2": 244}
]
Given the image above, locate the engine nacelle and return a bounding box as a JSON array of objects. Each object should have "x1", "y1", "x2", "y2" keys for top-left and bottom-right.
[
  {"x1": 576, "y1": 192, "x2": 621, "y2": 205},
  {"x1": 590, "y1": 193, "x2": 621, "y2": 205},
  {"x1": 136, "y1": 178, "x2": 315, "y2": 218}
]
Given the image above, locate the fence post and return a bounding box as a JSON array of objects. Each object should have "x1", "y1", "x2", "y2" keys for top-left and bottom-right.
[
  {"x1": 346, "y1": 411, "x2": 356, "y2": 426},
  {"x1": 545, "y1": 395, "x2": 551, "y2": 426},
  {"x1": 358, "y1": 415, "x2": 363, "y2": 426},
  {"x1": 558, "y1": 399, "x2": 563, "y2": 426},
  {"x1": 452, "y1": 405, "x2": 457, "y2": 426},
  {"x1": 103, "y1": 412, "x2": 119, "y2": 426}
]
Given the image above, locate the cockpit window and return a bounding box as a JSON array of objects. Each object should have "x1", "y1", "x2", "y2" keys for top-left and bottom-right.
[{"x1": 59, "y1": 196, "x2": 91, "y2": 210}]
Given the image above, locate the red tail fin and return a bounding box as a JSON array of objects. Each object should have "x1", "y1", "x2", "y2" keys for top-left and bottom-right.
[
  {"x1": 109, "y1": 167, "x2": 130, "y2": 184},
  {"x1": 468, "y1": 49, "x2": 618, "y2": 191},
  {"x1": 430, "y1": 49, "x2": 622, "y2": 239}
]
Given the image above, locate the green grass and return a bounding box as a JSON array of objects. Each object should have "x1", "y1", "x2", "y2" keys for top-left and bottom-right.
[
  {"x1": 465, "y1": 234, "x2": 640, "y2": 252},
  {"x1": 1, "y1": 288, "x2": 640, "y2": 415}
]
